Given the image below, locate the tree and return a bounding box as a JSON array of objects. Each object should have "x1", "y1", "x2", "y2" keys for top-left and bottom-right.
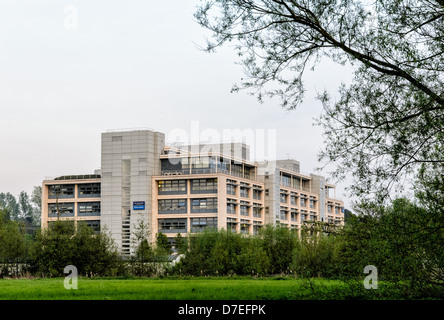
[
  {"x1": 260, "y1": 225, "x2": 298, "y2": 274},
  {"x1": 336, "y1": 195, "x2": 444, "y2": 298},
  {"x1": 194, "y1": 0, "x2": 444, "y2": 201},
  {"x1": 0, "y1": 192, "x2": 20, "y2": 221},
  {"x1": 30, "y1": 186, "x2": 42, "y2": 226},
  {"x1": 156, "y1": 232, "x2": 172, "y2": 255},
  {"x1": 132, "y1": 218, "x2": 154, "y2": 276},
  {"x1": 29, "y1": 220, "x2": 121, "y2": 277},
  {"x1": 174, "y1": 233, "x2": 187, "y2": 254},
  {"x1": 18, "y1": 191, "x2": 33, "y2": 223},
  {"x1": 0, "y1": 210, "x2": 28, "y2": 277}
]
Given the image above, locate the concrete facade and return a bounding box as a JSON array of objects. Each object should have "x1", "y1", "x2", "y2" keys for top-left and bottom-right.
[{"x1": 100, "y1": 129, "x2": 165, "y2": 255}]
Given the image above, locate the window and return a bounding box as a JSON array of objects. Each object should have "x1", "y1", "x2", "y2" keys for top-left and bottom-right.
[
  {"x1": 191, "y1": 198, "x2": 217, "y2": 213},
  {"x1": 290, "y1": 195, "x2": 298, "y2": 205},
  {"x1": 158, "y1": 199, "x2": 187, "y2": 214},
  {"x1": 48, "y1": 203, "x2": 74, "y2": 217},
  {"x1": 191, "y1": 217, "x2": 217, "y2": 233},
  {"x1": 292, "y1": 177, "x2": 301, "y2": 189},
  {"x1": 253, "y1": 206, "x2": 261, "y2": 218},
  {"x1": 281, "y1": 174, "x2": 291, "y2": 187},
  {"x1": 226, "y1": 184, "x2": 236, "y2": 196},
  {"x1": 291, "y1": 212, "x2": 298, "y2": 222},
  {"x1": 191, "y1": 178, "x2": 217, "y2": 194},
  {"x1": 112, "y1": 136, "x2": 122, "y2": 142},
  {"x1": 253, "y1": 189, "x2": 262, "y2": 200},
  {"x1": 78, "y1": 183, "x2": 101, "y2": 198},
  {"x1": 158, "y1": 218, "x2": 187, "y2": 233},
  {"x1": 280, "y1": 208, "x2": 288, "y2": 221},
  {"x1": 158, "y1": 180, "x2": 187, "y2": 195},
  {"x1": 48, "y1": 185, "x2": 74, "y2": 199},
  {"x1": 191, "y1": 157, "x2": 210, "y2": 169},
  {"x1": 240, "y1": 187, "x2": 249, "y2": 198},
  {"x1": 300, "y1": 197, "x2": 307, "y2": 207},
  {"x1": 253, "y1": 222, "x2": 262, "y2": 235},
  {"x1": 240, "y1": 204, "x2": 249, "y2": 216},
  {"x1": 78, "y1": 202, "x2": 101, "y2": 216},
  {"x1": 310, "y1": 199, "x2": 316, "y2": 209},
  {"x1": 227, "y1": 202, "x2": 236, "y2": 214},
  {"x1": 280, "y1": 193, "x2": 287, "y2": 204},
  {"x1": 227, "y1": 218, "x2": 237, "y2": 232},
  {"x1": 240, "y1": 220, "x2": 250, "y2": 234}
]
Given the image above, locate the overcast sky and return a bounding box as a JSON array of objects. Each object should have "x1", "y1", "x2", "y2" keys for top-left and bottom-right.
[{"x1": 0, "y1": 1, "x2": 354, "y2": 207}]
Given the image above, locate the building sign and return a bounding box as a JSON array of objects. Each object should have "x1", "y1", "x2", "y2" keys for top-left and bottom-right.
[{"x1": 133, "y1": 201, "x2": 145, "y2": 210}]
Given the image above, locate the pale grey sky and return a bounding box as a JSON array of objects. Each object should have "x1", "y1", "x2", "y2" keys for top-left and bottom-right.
[{"x1": 0, "y1": 1, "x2": 354, "y2": 207}]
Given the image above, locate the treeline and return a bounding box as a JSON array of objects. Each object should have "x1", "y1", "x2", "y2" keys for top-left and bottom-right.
[
  {"x1": 0, "y1": 197, "x2": 443, "y2": 298},
  {"x1": 173, "y1": 226, "x2": 338, "y2": 278},
  {"x1": 0, "y1": 186, "x2": 41, "y2": 233}
]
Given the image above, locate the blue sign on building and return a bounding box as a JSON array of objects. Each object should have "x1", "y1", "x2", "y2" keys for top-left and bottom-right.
[{"x1": 133, "y1": 201, "x2": 145, "y2": 210}]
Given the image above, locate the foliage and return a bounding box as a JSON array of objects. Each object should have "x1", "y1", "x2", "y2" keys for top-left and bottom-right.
[
  {"x1": 29, "y1": 221, "x2": 121, "y2": 277},
  {"x1": 0, "y1": 211, "x2": 28, "y2": 277},
  {"x1": 174, "y1": 233, "x2": 187, "y2": 254},
  {"x1": 194, "y1": 0, "x2": 444, "y2": 200},
  {"x1": 131, "y1": 218, "x2": 155, "y2": 276},
  {"x1": 175, "y1": 226, "x2": 307, "y2": 276},
  {"x1": 0, "y1": 192, "x2": 20, "y2": 221},
  {"x1": 292, "y1": 226, "x2": 341, "y2": 278},
  {"x1": 260, "y1": 225, "x2": 298, "y2": 274},
  {"x1": 156, "y1": 232, "x2": 172, "y2": 256},
  {"x1": 0, "y1": 187, "x2": 42, "y2": 233},
  {"x1": 335, "y1": 196, "x2": 444, "y2": 298}
]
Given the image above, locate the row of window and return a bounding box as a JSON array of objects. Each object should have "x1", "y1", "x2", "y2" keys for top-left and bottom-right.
[
  {"x1": 226, "y1": 200, "x2": 263, "y2": 218},
  {"x1": 280, "y1": 194, "x2": 317, "y2": 208},
  {"x1": 327, "y1": 205, "x2": 343, "y2": 214},
  {"x1": 158, "y1": 179, "x2": 218, "y2": 195},
  {"x1": 47, "y1": 220, "x2": 100, "y2": 233},
  {"x1": 227, "y1": 184, "x2": 262, "y2": 199},
  {"x1": 280, "y1": 174, "x2": 310, "y2": 190},
  {"x1": 158, "y1": 218, "x2": 262, "y2": 234},
  {"x1": 158, "y1": 217, "x2": 217, "y2": 233},
  {"x1": 48, "y1": 183, "x2": 101, "y2": 199},
  {"x1": 158, "y1": 179, "x2": 264, "y2": 199},
  {"x1": 47, "y1": 202, "x2": 100, "y2": 217},
  {"x1": 158, "y1": 198, "x2": 218, "y2": 214}
]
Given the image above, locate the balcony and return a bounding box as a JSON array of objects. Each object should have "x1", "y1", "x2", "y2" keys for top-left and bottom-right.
[{"x1": 161, "y1": 168, "x2": 253, "y2": 180}]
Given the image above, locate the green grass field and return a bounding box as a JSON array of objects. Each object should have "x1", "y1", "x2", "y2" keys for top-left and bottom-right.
[{"x1": 0, "y1": 277, "x2": 368, "y2": 300}]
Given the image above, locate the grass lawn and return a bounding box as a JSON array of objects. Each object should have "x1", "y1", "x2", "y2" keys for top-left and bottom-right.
[{"x1": 0, "y1": 277, "x2": 359, "y2": 300}]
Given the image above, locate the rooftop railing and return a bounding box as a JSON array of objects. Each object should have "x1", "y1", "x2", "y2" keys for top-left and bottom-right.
[{"x1": 161, "y1": 168, "x2": 253, "y2": 180}]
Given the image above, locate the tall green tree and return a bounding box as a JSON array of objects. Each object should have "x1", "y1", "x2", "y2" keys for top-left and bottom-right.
[
  {"x1": 0, "y1": 192, "x2": 20, "y2": 221},
  {"x1": 174, "y1": 233, "x2": 187, "y2": 254},
  {"x1": 18, "y1": 191, "x2": 33, "y2": 223},
  {"x1": 156, "y1": 232, "x2": 172, "y2": 255},
  {"x1": 30, "y1": 186, "x2": 42, "y2": 226},
  {"x1": 132, "y1": 218, "x2": 155, "y2": 276},
  {"x1": 0, "y1": 216, "x2": 28, "y2": 277},
  {"x1": 194, "y1": 0, "x2": 444, "y2": 200}
]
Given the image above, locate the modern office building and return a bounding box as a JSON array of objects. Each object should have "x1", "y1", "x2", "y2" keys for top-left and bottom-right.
[{"x1": 42, "y1": 128, "x2": 344, "y2": 255}]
